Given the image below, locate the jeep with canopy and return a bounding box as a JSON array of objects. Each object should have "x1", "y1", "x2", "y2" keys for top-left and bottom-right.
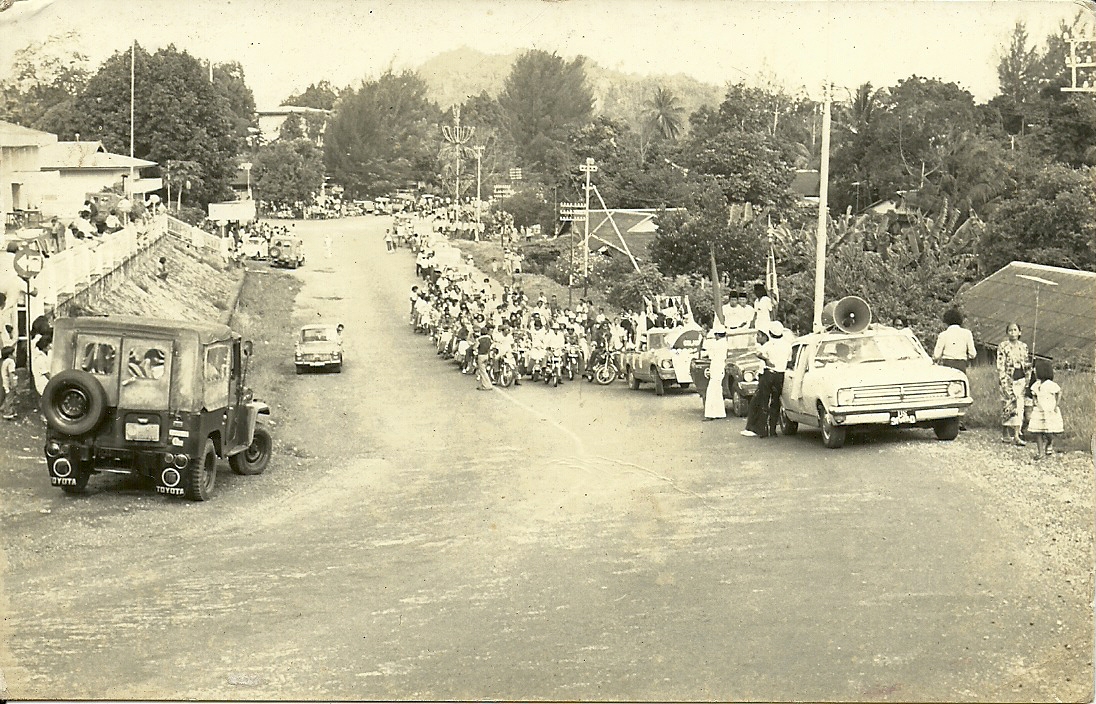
[{"x1": 41, "y1": 316, "x2": 273, "y2": 500}]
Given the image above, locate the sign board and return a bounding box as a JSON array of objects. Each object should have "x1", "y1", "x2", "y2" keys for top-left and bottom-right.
[
  {"x1": 208, "y1": 200, "x2": 257, "y2": 224},
  {"x1": 509, "y1": 168, "x2": 523, "y2": 181},
  {"x1": 13, "y1": 246, "x2": 44, "y2": 280}
]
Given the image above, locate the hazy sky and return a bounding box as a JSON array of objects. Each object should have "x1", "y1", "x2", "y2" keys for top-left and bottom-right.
[{"x1": 0, "y1": 0, "x2": 1089, "y2": 108}]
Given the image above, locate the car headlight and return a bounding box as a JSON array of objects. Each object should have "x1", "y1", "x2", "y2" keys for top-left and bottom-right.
[
  {"x1": 742, "y1": 370, "x2": 756, "y2": 382},
  {"x1": 836, "y1": 388, "x2": 855, "y2": 406},
  {"x1": 660, "y1": 359, "x2": 674, "y2": 369},
  {"x1": 948, "y1": 381, "x2": 966, "y2": 398}
]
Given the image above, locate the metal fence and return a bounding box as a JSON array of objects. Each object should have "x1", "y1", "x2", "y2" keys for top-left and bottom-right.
[{"x1": 165, "y1": 214, "x2": 226, "y2": 255}]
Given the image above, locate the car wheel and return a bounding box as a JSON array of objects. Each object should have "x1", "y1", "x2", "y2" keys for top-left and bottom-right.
[
  {"x1": 627, "y1": 369, "x2": 640, "y2": 390},
  {"x1": 332, "y1": 363, "x2": 342, "y2": 374},
  {"x1": 230, "y1": 425, "x2": 272, "y2": 476},
  {"x1": 42, "y1": 370, "x2": 108, "y2": 436},
  {"x1": 653, "y1": 369, "x2": 665, "y2": 396},
  {"x1": 934, "y1": 418, "x2": 960, "y2": 441},
  {"x1": 295, "y1": 364, "x2": 304, "y2": 375},
  {"x1": 819, "y1": 409, "x2": 846, "y2": 449},
  {"x1": 779, "y1": 409, "x2": 799, "y2": 436},
  {"x1": 731, "y1": 387, "x2": 749, "y2": 417},
  {"x1": 184, "y1": 439, "x2": 218, "y2": 501}
]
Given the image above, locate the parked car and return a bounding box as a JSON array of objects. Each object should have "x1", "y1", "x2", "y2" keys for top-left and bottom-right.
[
  {"x1": 40, "y1": 316, "x2": 273, "y2": 500},
  {"x1": 623, "y1": 326, "x2": 704, "y2": 395},
  {"x1": 241, "y1": 235, "x2": 268, "y2": 260},
  {"x1": 689, "y1": 327, "x2": 763, "y2": 416},
  {"x1": 778, "y1": 325, "x2": 972, "y2": 448},
  {"x1": 269, "y1": 235, "x2": 304, "y2": 268},
  {"x1": 295, "y1": 323, "x2": 344, "y2": 373}
]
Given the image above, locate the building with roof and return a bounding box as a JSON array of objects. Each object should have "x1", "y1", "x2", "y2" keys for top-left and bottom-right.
[
  {"x1": 257, "y1": 106, "x2": 331, "y2": 146},
  {"x1": 960, "y1": 261, "x2": 1096, "y2": 367},
  {"x1": 1, "y1": 119, "x2": 58, "y2": 229},
  {"x1": 37, "y1": 140, "x2": 159, "y2": 218},
  {"x1": 562, "y1": 208, "x2": 683, "y2": 263}
]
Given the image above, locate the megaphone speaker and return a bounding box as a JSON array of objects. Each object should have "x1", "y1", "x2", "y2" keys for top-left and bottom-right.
[{"x1": 821, "y1": 296, "x2": 872, "y2": 333}]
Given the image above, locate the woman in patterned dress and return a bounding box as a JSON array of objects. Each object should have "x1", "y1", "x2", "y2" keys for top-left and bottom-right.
[{"x1": 996, "y1": 322, "x2": 1029, "y2": 446}]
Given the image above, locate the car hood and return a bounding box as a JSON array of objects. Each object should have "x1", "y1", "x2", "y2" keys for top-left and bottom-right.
[{"x1": 819, "y1": 359, "x2": 964, "y2": 387}]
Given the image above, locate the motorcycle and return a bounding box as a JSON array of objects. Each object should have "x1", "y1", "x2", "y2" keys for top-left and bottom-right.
[
  {"x1": 543, "y1": 348, "x2": 563, "y2": 387},
  {"x1": 585, "y1": 347, "x2": 618, "y2": 385},
  {"x1": 563, "y1": 344, "x2": 582, "y2": 381},
  {"x1": 489, "y1": 347, "x2": 517, "y2": 388}
]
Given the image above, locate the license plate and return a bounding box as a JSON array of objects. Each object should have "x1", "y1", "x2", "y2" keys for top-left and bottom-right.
[
  {"x1": 125, "y1": 422, "x2": 160, "y2": 441},
  {"x1": 891, "y1": 410, "x2": 915, "y2": 425}
]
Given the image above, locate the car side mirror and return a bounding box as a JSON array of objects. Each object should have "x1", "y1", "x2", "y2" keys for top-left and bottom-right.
[{"x1": 242, "y1": 340, "x2": 253, "y2": 357}]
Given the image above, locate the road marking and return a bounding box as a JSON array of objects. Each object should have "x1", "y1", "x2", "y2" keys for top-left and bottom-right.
[{"x1": 492, "y1": 387, "x2": 586, "y2": 455}]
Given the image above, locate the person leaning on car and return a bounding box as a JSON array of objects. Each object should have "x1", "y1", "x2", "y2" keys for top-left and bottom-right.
[
  {"x1": 742, "y1": 321, "x2": 793, "y2": 438},
  {"x1": 933, "y1": 308, "x2": 976, "y2": 372}
]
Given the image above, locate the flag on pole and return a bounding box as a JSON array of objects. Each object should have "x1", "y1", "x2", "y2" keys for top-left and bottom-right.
[{"x1": 710, "y1": 244, "x2": 724, "y2": 326}]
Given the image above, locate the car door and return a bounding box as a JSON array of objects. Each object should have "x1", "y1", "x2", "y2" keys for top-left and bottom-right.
[{"x1": 782, "y1": 342, "x2": 810, "y2": 414}]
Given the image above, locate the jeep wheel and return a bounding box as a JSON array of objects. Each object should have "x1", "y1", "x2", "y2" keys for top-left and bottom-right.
[
  {"x1": 653, "y1": 369, "x2": 666, "y2": 397},
  {"x1": 731, "y1": 387, "x2": 749, "y2": 417},
  {"x1": 230, "y1": 425, "x2": 272, "y2": 476},
  {"x1": 332, "y1": 363, "x2": 342, "y2": 374},
  {"x1": 295, "y1": 364, "x2": 305, "y2": 375},
  {"x1": 819, "y1": 410, "x2": 846, "y2": 449},
  {"x1": 627, "y1": 369, "x2": 640, "y2": 390},
  {"x1": 42, "y1": 370, "x2": 108, "y2": 436},
  {"x1": 934, "y1": 418, "x2": 961, "y2": 441},
  {"x1": 185, "y1": 439, "x2": 218, "y2": 501},
  {"x1": 779, "y1": 409, "x2": 798, "y2": 436}
]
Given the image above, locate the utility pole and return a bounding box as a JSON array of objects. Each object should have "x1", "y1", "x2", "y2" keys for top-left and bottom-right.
[
  {"x1": 812, "y1": 84, "x2": 832, "y2": 333},
  {"x1": 579, "y1": 157, "x2": 598, "y2": 299},
  {"x1": 441, "y1": 106, "x2": 474, "y2": 204},
  {"x1": 1063, "y1": 31, "x2": 1096, "y2": 93}
]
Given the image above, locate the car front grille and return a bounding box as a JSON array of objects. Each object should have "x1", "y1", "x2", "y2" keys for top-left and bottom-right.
[{"x1": 845, "y1": 381, "x2": 952, "y2": 406}]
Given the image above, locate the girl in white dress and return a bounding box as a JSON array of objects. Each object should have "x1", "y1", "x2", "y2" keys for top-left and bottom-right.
[{"x1": 1027, "y1": 360, "x2": 1063, "y2": 459}]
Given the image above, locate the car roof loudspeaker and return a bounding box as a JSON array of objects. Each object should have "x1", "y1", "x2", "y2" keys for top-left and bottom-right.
[{"x1": 821, "y1": 296, "x2": 871, "y2": 333}]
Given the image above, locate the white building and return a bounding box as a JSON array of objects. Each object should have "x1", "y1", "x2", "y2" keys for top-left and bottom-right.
[
  {"x1": 256, "y1": 106, "x2": 331, "y2": 146},
  {"x1": 37, "y1": 140, "x2": 159, "y2": 218},
  {"x1": 1, "y1": 120, "x2": 58, "y2": 228}
]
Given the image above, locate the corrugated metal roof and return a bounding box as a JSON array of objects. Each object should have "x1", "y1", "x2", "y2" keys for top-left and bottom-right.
[
  {"x1": 960, "y1": 261, "x2": 1096, "y2": 364},
  {"x1": 0, "y1": 119, "x2": 57, "y2": 148}
]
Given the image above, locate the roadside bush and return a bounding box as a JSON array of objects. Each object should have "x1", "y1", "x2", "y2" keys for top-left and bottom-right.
[{"x1": 174, "y1": 206, "x2": 207, "y2": 227}]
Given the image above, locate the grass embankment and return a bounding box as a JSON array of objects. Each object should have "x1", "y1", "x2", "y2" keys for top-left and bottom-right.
[{"x1": 960, "y1": 365, "x2": 1093, "y2": 452}]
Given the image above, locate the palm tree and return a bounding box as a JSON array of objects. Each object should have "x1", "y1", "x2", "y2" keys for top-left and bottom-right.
[{"x1": 644, "y1": 86, "x2": 685, "y2": 141}]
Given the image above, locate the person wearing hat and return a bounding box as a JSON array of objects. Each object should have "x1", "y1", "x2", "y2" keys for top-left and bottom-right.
[
  {"x1": 703, "y1": 322, "x2": 730, "y2": 420},
  {"x1": 743, "y1": 320, "x2": 793, "y2": 438}
]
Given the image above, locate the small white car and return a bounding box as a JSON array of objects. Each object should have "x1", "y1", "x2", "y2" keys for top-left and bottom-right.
[
  {"x1": 624, "y1": 326, "x2": 704, "y2": 395},
  {"x1": 779, "y1": 326, "x2": 972, "y2": 448},
  {"x1": 294, "y1": 323, "x2": 344, "y2": 374},
  {"x1": 241, "y1": 236, "x2": 268, "y2": 260}
]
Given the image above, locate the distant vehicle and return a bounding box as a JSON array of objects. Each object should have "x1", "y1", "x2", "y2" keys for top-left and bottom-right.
[
  {"x1": 240, "y1": 235, "x2": 268, "y2": 260},
  {"x1": 689, "y1": 327, "x2": 763, "y2": 416},
  {"x1": 779, "y1": 298, "x2": 972, "y2": 448},
  {"x1": 269, "y1": 236, "x2": 304, "y2": 269},
  {"x1": 623, "y1": 327, "x2": 703, "y2": 396},
  {"x1": 40, "y1": 316, "x2": 273, "y2": 500},
  {"x1": 295, "y1": 323, "x2": 344, "y2": 373}
]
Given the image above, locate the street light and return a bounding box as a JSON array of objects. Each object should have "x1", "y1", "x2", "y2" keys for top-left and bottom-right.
[
  {"x1": 1016, "y1": 274, "x2": 1059, "y2": 361},
  {"x1": 240, "y1": 162, "x2": 253, "y2": 200},
  {"x1": 441, "y1": 106, "x2": 475, "y2": 204}
]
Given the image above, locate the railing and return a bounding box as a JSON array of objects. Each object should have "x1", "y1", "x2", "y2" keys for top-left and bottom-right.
[
  {"x1": 165, "y1": 214, "x2": 225, "y2": 254},
  {"x1": 35, "y1": 213, "x2": 167, "y2": 309}
]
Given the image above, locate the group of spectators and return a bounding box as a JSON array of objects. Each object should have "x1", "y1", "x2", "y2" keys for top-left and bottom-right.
[{"x1": 408, "y1": 241, "x2": 638, "y2": 391}]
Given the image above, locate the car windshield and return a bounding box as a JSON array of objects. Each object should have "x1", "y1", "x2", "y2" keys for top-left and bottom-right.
[
  {"x1": 700, "y1": 330, "x2": 757, "y2": 356},
  {"x1": 301, "y1": 328, "x2": 332, "y2": 343},
  {"x1": 816, "y1": 332, "x2": 925, "y2": 364}
]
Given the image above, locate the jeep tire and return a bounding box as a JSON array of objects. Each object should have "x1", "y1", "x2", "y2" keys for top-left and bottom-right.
[
  {"x1": 230, "y1": 425, "x2": 272, "y2": 476},
  {"x1": 731, "y1": 387, "x2": 749, "y2": 417},
  {"x1": 185, "y1": 439, "x2": 218, "y2": 501},
  {"x1": 42, "y1": 370, "x2": 108, "y2": 436}
]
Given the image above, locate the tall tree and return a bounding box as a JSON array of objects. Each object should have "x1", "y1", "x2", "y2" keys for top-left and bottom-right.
[
  {"x1": 59, "y1": 44, "x2": 243, "y2": 206},
  {"x1": 0, "y1": 32, "x2": 89, "y2": 129},
  {"x1": 212, "y1": 61, "x2": 257, "y2": 140},
  {"x1": 284, "y1": 80, "x2": 340, "y2": 110},
  {"x1": 324, "y1": 70, "x2": 440, "y2": 197},
  {"x1": 497, "y1": 50, "x2": 594, "y2": 170},
  {"x1": 644, "y1": 86, "x2": 685, "y2": 141},
  {"x1": 253, "y1": 139, "x2": 325, "y2": 209}
]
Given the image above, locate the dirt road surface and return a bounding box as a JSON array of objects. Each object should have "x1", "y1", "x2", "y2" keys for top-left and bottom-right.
[{"x1": 1, "y1": 215, "x2": 1091, "y2": 701}]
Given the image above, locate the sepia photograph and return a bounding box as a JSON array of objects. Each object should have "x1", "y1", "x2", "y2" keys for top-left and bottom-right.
[{"x1": 0, "y1": 0, "x2": 1093, "y2": 700}]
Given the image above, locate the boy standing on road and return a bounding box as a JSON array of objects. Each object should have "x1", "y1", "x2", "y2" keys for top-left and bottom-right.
[{"x1": 1, "y1": 346, "x2": 18, "y2": 420}]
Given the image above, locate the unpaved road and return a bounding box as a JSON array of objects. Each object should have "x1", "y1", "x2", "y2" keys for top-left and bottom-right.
[{"x1": 1, "y1": 215, "x2": 1091, "y2": 701}]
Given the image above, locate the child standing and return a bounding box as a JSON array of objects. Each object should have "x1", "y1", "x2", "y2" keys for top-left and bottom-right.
[
  {"x1": 1, "y1": 346, "x2": 17, "y2": 420},
  {"x1": 1027, "y1": 359, "x2": 1063, "y2": 460}
]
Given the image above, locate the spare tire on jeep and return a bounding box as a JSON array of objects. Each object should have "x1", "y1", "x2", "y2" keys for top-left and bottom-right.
[{"x1": 41, "y1": 369, "x2": 108, "y2": 436}]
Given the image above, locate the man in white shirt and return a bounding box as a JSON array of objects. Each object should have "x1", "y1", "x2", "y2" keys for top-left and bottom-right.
[
  {"x1": 723, "y1": 291, "x2": 753, "y2": 330},
  {"x1": 742, "y1": 321, "x2": 793, "y2": 438},
  {"x1": 932, "y1": 308, "x2": 977, "y2": 371}
]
